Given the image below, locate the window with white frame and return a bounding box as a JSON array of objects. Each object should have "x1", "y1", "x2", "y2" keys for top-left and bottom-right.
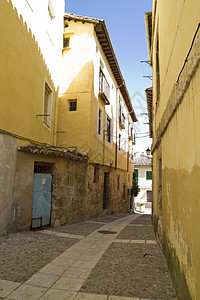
[
  {"x1": 106, "y1": 117, "x2": 111, "y2": 143},
  {"x1": 44, "y1": 82, "x2": 53, "y2": 128},
  {"x1": 118, "y1": 97, "x2": 125, "y2": 128}
]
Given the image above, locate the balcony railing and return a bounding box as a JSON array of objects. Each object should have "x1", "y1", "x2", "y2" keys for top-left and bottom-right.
[{"x1": 99, "y1": 69, "x2": 110, "y2": 105}]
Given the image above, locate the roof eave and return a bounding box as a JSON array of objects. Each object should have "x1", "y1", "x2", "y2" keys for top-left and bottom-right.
[
  {"x1": 95, "y1": 20, "x2": 137, "y2": 122},
  {"x1": 145, "y1": 87, "x2": 153, "y2": 138},
  {"x1": 145, "y1": 12, "x2": 152, "y2": 66}
]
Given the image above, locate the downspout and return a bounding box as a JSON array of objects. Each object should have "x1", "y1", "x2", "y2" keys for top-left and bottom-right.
[
  {"x1": 115, "y1": 82, "x2": 125, "y2": 169},
  {"x1": 115, "y1": 87, "x2": 118, "y2": 169},
  {"x1": 127, "y1": 114, "x2": 129, "y2": 172}
]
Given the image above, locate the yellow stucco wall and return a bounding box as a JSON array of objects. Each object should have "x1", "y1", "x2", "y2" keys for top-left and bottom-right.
[
  {"x1": 0, "y1": 0, "x2": 57, "y2": 146},
  {"x1": 153, "y1": 0, "x2": 200, "y2": 127},
  {"x1": 151, "y1": 0, "x2": 200, "y2": 298},
  {"x1": 58, "y1": 19, "x2": 134, "y2": 175}
]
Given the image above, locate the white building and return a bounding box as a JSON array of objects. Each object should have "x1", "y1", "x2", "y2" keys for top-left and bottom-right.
[{"x1": 133, "y1": 152, "x2": 152, "y2": 214}]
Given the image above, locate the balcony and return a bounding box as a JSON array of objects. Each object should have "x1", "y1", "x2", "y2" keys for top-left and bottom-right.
[{"x1": 99, "y1": 69, "x2": 110, "y2": 105}]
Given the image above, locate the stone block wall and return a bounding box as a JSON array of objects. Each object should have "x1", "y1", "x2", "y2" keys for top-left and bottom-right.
[
  {"x1": 0, "y1": 134, "x2": 17, "y2": 235},
  {"x1": 2, "y1": 148, "x2": 131, "y2": 234}
]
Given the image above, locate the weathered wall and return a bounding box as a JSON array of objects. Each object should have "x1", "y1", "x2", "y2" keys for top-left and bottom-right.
[
  {"x1": 161, "y1": 66, "x2": 200, "y2": 299},
  {"x1": 87, "y1": 164, "x2": 130, "y2": 218},
  {"x1": 151, "y1": 0, "x2": 200, "y2": 298},
  {"x1": 8, "y1": 151, "x2": 130, "y2": 233},
  {"x1": 9, "y1": 152, "x2": 89, "y2": 232},
  {"x1": 0, "y1": 135, "x2": 17, "y2": 235}
]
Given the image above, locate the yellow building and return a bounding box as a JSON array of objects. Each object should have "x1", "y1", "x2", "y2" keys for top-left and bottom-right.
[
  {"x1": 57, "y1": 13, "x2": 137, "y2": 215},
  {"x1": 0, "y1": 3, "x2": 137, "y2": 235},
  {"x1": 145, "y1": 1, "x2": 200, "y2": 299}
]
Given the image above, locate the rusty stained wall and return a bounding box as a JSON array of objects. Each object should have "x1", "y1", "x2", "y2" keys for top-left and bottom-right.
[
  {"x1": 8, "y1": 151, "x2": 131, "y2": 233},
  {"x1": 87, "y1": 164, "x2": 130, "y2": 218},
  {"x1": 153, "y1": 66, "x2": 200, "y2": 300},
  {"x1": 8, "y1": 151, "x2": 88, "y2": 232}
]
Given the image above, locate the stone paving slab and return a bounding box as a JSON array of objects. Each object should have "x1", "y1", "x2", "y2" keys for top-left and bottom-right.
[
  {"x1": 0, "y1": 279, "x2": 20, "y2": 298},
  {"x1": 6, "y1": 284, "x2": 47, "y2": 299},
  {"x1": 0, "y1": 232, "x2": 79, "y2": 283}
]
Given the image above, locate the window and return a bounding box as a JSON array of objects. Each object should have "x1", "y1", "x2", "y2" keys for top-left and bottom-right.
[
  {"x1": 118, "y1": 98, "x2": 125, "y2": 128},
  {"x1": 98, "y1": 109, "x2": 102, "y2": 135},
  {"x1": 147, "y1": 190, "x2": 152, "y2": 202},
  {"x1": 118, "y1": 134, "x2": 121, "y2": 150},
  {"x1": 99, "y1": 68, "x2": 110, "y2": 104},
  {"x1": 134, "y1": 169, "x2": 139, "y2": 185},
  {"x1": 129, "y1": 127, "x2": 133, "y2": 140},
  {"x1": 69, "y1": 100, "x2": 77, "y2": 111},
  {"x1": 117, "y1": 175, "x2": 120, "y2": 190},
  {"x1": 146, "y1": 170, "x2": 152, "y2": 180},
  {"x1": 100, "y1": 59, "x2": 104, "y2": 71},
  {"x1": 44, "y1": 82, "x2": 52, "y2": 127},
  {"x1": 106, "y1": 117, "x2": 111, "y2": 143},
  {"x1": 63, "y1": 37, "x2": 70, "y2": 49}
]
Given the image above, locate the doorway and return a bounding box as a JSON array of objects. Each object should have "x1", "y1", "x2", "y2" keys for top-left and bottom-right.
[
  {"x1": 31, "y1": 163, "x2": 52, "y2": 229},
  {"x1": 103, "y1": 172, "x2": 110, "y2": 210}
]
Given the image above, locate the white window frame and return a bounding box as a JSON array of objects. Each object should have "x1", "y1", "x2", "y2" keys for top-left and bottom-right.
[
  {"x1": 97, "y1": 104, "x2": 104, "y2": 141},
  {"x1": 105, "y1": 115, "x2": 112, "y2": 147}
]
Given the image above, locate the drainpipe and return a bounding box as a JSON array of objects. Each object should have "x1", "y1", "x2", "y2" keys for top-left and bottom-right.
[
  {"x1": 115, "y1": 86, "x2": 118, "y2": 169},
  {"x1": 115, "y1": 81, "x2": 125, "y2": 169}
]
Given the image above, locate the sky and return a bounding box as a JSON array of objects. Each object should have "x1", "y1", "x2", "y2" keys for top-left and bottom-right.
[{"x1": 65, "y1": 0, "x2": 152, "y2": 152}]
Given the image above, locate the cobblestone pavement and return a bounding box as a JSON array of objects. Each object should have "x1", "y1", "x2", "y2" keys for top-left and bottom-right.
[
  {"x1": 0, "y1": 232, "x2": 79, "y2": 283},
  {"x1": 0, "y1": 213, "x2": 177, "y2": 299}
]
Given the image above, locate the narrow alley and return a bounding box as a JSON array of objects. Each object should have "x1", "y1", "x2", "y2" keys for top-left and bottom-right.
[{"x1": 0, "y1": 213, "x2": 176, "y2": 300}]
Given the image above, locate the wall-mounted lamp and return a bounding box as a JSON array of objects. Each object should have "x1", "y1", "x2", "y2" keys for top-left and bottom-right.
[{"x1": 146, "y1": 147, "x2": 151, "y2": 156}]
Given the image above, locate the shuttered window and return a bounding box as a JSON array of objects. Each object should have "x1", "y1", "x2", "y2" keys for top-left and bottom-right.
[
  {"x1": 134, "y1": 169, "x2": 139, "y2": 185},
  {"x1": 146, "y1": 171, "x2": 152, "y2": 180}
]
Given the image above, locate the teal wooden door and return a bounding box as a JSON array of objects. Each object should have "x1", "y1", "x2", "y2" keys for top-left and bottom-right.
[{"x1": 32, "y1": 173, "x2": 52, "y2": 228}]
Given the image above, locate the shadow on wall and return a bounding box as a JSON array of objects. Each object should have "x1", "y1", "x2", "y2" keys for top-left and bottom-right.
[
  {"x1": 1, "y1": 0, "x2": 55, "y2": 87},
  {"x1": 57, "y1": 60, "x2": 95, "y2": 151}
]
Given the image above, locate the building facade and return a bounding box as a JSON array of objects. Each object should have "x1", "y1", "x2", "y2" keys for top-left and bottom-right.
[
  {"x1": 0, "y1": 0, "x2": 66, "y2": 235},
  {"x1": 57, "y1": 14, "x2": 137, "y2": 218},
  {"x1": 145, "y1": 0, "x2": 200, "y2": 298},
  {"x1": 0, "y1": 3, "x2": 137, "y2": 235},
  {"x1": 133, "y1": 153, "x2": 152, "y2": 214}
]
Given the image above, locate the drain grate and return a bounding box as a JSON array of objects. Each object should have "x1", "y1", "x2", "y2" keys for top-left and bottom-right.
[{"x1": 98, "y1": 230, "x2": 117, "y2": 234}]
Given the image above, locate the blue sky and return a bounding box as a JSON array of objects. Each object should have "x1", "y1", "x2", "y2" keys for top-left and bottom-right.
[{"x1": 65, "y1": 0, "x2": 152, "y2": 149}]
